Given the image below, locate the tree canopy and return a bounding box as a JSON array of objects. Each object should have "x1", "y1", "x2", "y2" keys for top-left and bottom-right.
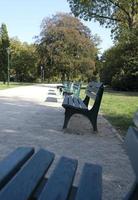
[
  {"x1": 36, "y1": 13, "x2": 98, "y2": 81},
  {"x1": 67, "y1": 0, "x2": 138, "y2": 37},
  {"x1": 10, "y1": 38, "x2": 38, "y2": 82},
  {"x1": 0, "y1": 23, "x2": 10, "y2": 83}
]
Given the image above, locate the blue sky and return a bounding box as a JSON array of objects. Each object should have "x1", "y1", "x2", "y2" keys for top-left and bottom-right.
[{"x1": 0, "y1": 0, "x2": 113, "y2": 53}]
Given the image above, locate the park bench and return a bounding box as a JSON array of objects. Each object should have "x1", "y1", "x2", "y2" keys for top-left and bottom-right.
[
  {"x1": 62, "y1": 81, "x2": 104, "y2": 132},
  {"x1": 0, "y1": 147, "x2": 102, "y2": 200},
  {"x1": 58, "y1": 82, "x2": 81, "y2": 97},
  {"x1": 124, "y1": 112, "x2": 138, "y2": 200},
  {"x1": 71, "y1": 82, "x2": 81, "y2": 97}
]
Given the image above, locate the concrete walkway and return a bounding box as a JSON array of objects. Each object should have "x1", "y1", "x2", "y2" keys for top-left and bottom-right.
[{"x1": 0, "y1": 84, "x2": 134, "y2": 199}]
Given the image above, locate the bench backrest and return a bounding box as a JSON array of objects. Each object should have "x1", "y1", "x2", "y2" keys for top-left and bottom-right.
[
  {"x1": 84, "y1": 81, "x2": 104, "y2": 113},
  {"x1": 63, "y1": 81, "x2": 73, "y2": 93},
  {"x1": 72, "y1": 82, "x2": 81, "y2": 97},
  {"x1": 86, "y1": 81, "x2": 103, "y2": 99}
]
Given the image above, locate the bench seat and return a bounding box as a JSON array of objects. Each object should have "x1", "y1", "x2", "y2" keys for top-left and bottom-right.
[
  {"x1": 63, "y1": 96, "x2": 87, "y2": 110},
  {"x1": 0, "y1": 147, "x2": 102, "y2": 200}
]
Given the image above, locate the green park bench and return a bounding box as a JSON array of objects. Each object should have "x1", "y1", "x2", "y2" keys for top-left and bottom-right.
[
  {"x1": 0, "y1": 147, "x2": 102, "y2": 200},
  {"x1": 58, "y1": 82, "x2": 81, "y2": 97},
  {"x1": 124, "y1": 112, "x2": 138, "y2": 200},
  {"x1": 62, "y1": 81, "x2": 104, "y2": 132}
]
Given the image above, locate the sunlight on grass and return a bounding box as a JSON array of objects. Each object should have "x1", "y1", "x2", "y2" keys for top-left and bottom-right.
[
  {"x1": 80, "y1": 89, "x2": 138, "y2": 136},
  {"x1": 0, "y1": 82, "x2": 31, "y2": 90}
]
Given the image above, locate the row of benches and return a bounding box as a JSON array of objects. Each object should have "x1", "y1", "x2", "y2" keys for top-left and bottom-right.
[{"x1": 58, "y1": 82, "x2": 81, "y2": 97}]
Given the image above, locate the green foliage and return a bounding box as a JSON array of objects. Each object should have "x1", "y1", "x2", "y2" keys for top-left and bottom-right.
[
  {"x1": 0, "y1": 23, "x2": 10, "y2": 83},
  {"x1": 10, "y1": 38, "x2": 38, "y2": 82},
  {"x1": 36, "y1": 13, "x2": 98, "y2": 81},
  {"x1": 100, "y1": 28, "x2": 138, "y2": 90},
  {"x1": 80, "y1": 88, "x2": 138, "y2": 135},
  {"x1": 67, "y1": 0, "x2": 138, "y2": 38}
]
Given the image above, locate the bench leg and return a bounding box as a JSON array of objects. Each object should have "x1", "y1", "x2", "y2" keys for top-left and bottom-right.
[
  {"x1": 63, "y1": 109, "x2": 73, "y2": 129},
  {"x1": 89, "y1": 116, "x2": 98, "y2": 132}
]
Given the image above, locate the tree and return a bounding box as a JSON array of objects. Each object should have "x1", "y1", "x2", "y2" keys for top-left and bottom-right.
[
  {"x1": 67, "y1": 0, "x2": 138, "y2": 37},
  {"x1": 10, "y1": 38, "x2": 38, "y2": 82},
  {"x1": 36, "y1": 13, "x2": 98, "y2": 82},
  {"x1": 99, "y1": 36, "x2": 138, "y2": 90},
  {"x1": 0, "y1": 23, "x2": 10, "y2": 83}
]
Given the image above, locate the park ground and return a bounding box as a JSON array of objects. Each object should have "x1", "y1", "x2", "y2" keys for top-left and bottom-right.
[{"x1": 0, "y1": 83, "x2": 137, "y2": 199}]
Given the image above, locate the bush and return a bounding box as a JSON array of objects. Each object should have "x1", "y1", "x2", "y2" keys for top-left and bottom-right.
[{"x1": 111, "y1": 73, "x2": 138, "y2": 91}]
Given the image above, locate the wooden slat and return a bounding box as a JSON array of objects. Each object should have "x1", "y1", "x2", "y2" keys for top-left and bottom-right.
[
  {"x1": 133, "y1": 112, "x2": 138, "y2": 128},
  {"x1": 125, "y1": 127, "x2": 138, "y2": 182},
  {"x1": 86, "y1": 90, "x2": 96, "y2": 99},
  {"x1": 38, "y1": 156, "x2": 78, "y2": 200},
  {"x1": 63, "y1": 95, "x2": 69, "y2": 105},
  {"x1": 86, "y1": 82, "x2": 102, "y2": 95},
  {"x1": 88, "y1": 82, "x2": 102, "y2": 88},
  {"x1": 78, "y1": 98, "x2": 87, "y2": 109},
  {"x1": 68, "y1": 95, "x2": 74, "y2": 106},
  {"x1": 0, "y1": 149, "x2": 55, "y2": 200},
  {"x1": 0, "y1": 147, "x2": 34, "y2": 190},
  {"x1": 75, "y1": 163, "x2": 102, "y2": 200},
  {"x1": 73, "y1": 97, "x2": 80, "y2": 108},
  {"x1": 87, "y1": 86, "x2": 97, "y2": 94}
]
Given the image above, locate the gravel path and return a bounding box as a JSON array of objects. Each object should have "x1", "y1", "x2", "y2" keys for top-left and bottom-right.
[{"x1": 0, "y1": 84, "x2": 135, "y2": 199}]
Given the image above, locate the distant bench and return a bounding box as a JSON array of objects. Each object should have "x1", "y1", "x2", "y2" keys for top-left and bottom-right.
[
  {"x1": 58, "y1": 82, "x2": 81, "y2": 97},
  {"x1": 0, "y1": 147, "x2": 102, "y2": 200},
  {"x1": 62, "y1": 81, "x2": 104, "y2": 132}
]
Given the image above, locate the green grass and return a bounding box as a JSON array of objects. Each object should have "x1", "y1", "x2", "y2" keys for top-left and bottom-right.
[
  {"x1": 80, "y1": 89, "x2": 138, "y2": 136},
  {"x1": 0, "y1": 82, "x2": 32, "y2": 90}
]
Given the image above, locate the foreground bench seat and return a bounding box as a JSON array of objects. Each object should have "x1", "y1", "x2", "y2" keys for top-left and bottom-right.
[
  {"x1": 0, "y1": 147, "x2": 102, "y2": 200},
  {"x1": 62, "y1": 81, "x2": 104, "y2": 132},
  {"x1": 125, "y1": 124, "x2": 138, "y2": 200}
]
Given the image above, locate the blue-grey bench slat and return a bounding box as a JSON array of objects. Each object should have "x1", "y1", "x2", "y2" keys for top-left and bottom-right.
[
  {"x1": 0, "y1": 149, "x2": 54, "y2": 200},
  {"x1": 73, "y1": 97, "x2": 80, "y2": 108},
  {"x1": 38, "y1": 156, "x2": 78, "y2": 200},
  {"x1": 75, "y1": 163, "x2": 102, "y2": 200},
  {"x1": 0, "y1": 147, "x2": 34, "y2": 190},
  {"x1": 125, "y1": 126, "x2": 138, "y2": 200}
]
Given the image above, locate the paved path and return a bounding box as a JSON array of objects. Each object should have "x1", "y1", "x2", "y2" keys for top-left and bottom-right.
[{"x1": 0, "y1": 84, "x2": 134, "y2": 199}]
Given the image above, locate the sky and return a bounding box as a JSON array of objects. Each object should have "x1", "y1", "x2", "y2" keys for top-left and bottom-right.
[{"x1": 0, "y1": 0, "x2": 113, "y2": 54}]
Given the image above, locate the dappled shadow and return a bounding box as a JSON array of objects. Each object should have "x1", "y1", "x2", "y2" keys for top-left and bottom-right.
[
  {"x1": 48, "y1": 92, "x2": 56, "y2": 95},
  {"x1": 104, "y1": 89, "x2": 138, "y2": 97},
  {"x1": 0, "y1": 91, "x2": 135, "y2": 200},
  {"x1": 103, "y1": 113, "x2": 135, "y2": 134},
  {"x1": 45, "y1": 97, "x2": 57, "y2": 102},
  {"x1": 48, "y1": 89, "x2": 55, "y2": 92}
]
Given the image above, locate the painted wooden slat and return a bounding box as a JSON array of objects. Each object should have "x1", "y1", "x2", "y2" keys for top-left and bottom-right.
[
  {"x1": 86, "y1": 90, "x2": 96, "y2": 99},
  {"x1": 78, "y1": 98, "x2": 87, "y2": 109},
  {"x1": 62, "y1": 95, "x2": 69, "y2": 105},
  {"x1": 75, "y1": 163, "x2": 102, "y2": 200},
  {"x1": 68, "y1": 95, "x2": 74, "y2": 106},
  {"x1": 38, "y1": 157, "x2": 78, "y2": 200},
  {"x1": 133, "y1": 112, "x2": 138, "y2": 128},
  {"x1": 0, "y1": 149, "x2": 54, "y2": 200},
  {"x1": 0, "y1": 147, "x2": 34, "y2": 190},
  {"x1": 73, "y1": 97, "x2": 80, "y2": 108},
  {"x1": 125, "y1": 127, "x2": 138, "y2": 182}
]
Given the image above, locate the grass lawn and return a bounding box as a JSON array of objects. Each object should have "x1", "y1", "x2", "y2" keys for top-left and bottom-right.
[
  {"x1": 80, "y1": 89, "x2": 138, "y2": 136},
  {"x1": 0, "y1": 82, "x2": 31, "y2": 90}
]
